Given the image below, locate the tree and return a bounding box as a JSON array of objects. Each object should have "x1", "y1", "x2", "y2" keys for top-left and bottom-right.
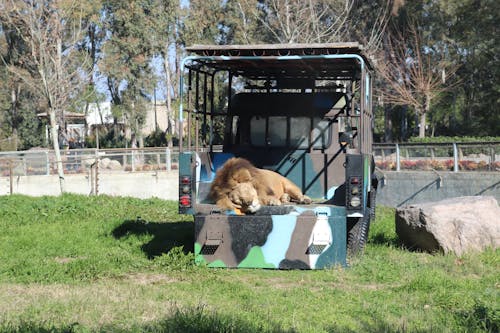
[
  {"x1": 439, "y1": 0, "x2": 500, "y2": 136},
  {"x1": 234, "y1": 0, "x2": 354, "y2": 44},
  {"x1": 1, "y1": 0, "x2": 91, "y2": 192},
  {"x1": 146, "y1": 0, "x2": 180, "y2": 148},
  {"x1": 0, "y1": 34, "x2": 44, "y2": 151},
  {"x1": 99, "y1": 0, "x2": 157, "y2": 148},
  {"x1": 376, "y1": 22, "x2": 460, "y2": 138}
]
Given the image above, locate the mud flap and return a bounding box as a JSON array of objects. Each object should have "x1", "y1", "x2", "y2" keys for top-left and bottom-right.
[{"x1": 194, "y1": 206, "x2": 346, "y2": 269}]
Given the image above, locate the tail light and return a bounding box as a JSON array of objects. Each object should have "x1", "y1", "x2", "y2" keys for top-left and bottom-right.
[
  {"x1": 179, "y1": 175, "x2": 192, "y2": 209},
  {"x1": 348, "y1": 176, "x2": 362, "y2": 209},
  {"x1": 179, "y1": 195, "x2": 191, "y2": 207}
]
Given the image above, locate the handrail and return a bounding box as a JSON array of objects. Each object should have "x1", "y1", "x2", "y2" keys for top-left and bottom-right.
[
  {"x1": 373, "y1": 142, "x2": 499, "y2": 172},
  {"x1": 374, "y1": 141, "x2": 500, "y2": 147}
]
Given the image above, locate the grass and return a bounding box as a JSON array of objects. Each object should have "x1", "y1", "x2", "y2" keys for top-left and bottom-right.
[{"x1": 0, "y1": 194, "x2": 498, "y2": 332}]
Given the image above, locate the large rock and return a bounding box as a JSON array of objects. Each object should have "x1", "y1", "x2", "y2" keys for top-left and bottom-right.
[
  {"x1": 107, "y1": 160, "x2": 122, "y2": 170},
  {"x1": 396, "y1": 196, "x2": 500, "y2": 255}
]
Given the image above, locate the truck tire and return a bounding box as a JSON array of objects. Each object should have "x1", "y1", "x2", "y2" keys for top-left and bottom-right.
[
  {"x1": 347, "y1": 214, "x2": 371, "y2": 259},
  {"x1": 369, "y1": 189, "x2": 376, "y2": 222}
]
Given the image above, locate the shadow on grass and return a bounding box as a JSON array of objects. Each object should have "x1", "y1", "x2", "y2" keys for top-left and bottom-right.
[
  {"x1": 5, "y1": 301, "x2": 496, "y2": 332},
  {"x1": 2, "y1": 305, "x2": 297, "y2": 333},
  {"x1": 369, "y1": 232, "x2": 401, "y2": 247},
  {"x1": 7, "y1": 307, "x2": 484, "y2": 333},
  {"x1": 112, "y1": 219, "x2": 194, "y2": 259}
]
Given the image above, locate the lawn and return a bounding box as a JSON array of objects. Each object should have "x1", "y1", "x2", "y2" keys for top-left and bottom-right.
[{"x1": 0, "y1": 194, "x2": 497, "y2": 332}]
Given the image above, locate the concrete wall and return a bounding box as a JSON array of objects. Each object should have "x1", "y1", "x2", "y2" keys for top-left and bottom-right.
[
  {"x1": 377, "y1": 171, "x2": 500, "y2": 207},
  {"x1": 2, "y1": 170, "x2": 499, "y2": 208}
]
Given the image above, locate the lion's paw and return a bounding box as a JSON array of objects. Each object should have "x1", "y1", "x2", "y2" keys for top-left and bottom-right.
[
  {"x1": 280, "y1": 193, "x2": 291, "y2": 203},
  {"x1": 267, "y1": 198, "x2": 282, "y2": 206},
  {"x1": 300, "y1": 195, "x2": 312, "y2": 204}
]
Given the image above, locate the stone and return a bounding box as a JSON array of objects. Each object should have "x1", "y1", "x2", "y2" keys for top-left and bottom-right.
[
  {"x1": 396, "y1": 196, "x2": 500, "y2": 255},
  {"x1": 107, "y1": 160, "x2": 122, "y2": 170},
  {"x1": 99, "y1": 157, "x2": 111, "y2": 169}
]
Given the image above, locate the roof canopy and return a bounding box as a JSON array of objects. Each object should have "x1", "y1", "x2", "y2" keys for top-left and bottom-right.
[{"x1": 185, "y1": 42, "x2": 373, "y2": 81}]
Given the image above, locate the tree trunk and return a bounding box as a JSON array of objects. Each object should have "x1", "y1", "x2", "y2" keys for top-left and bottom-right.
[
  {"x1": 419, "y1": 111, "x2": 426, "y2": 138},
  {"x1": 49, "y1": 108, "x2": 65, "y2": 193},
  {"x1": 163, "y1": 47, "x2": 174, "y2": 149},
  {"x1": 384, "y1": 105, "x2": 392, "y2": 142},
  {"x1": 419, "y1": 94, "x2": 431, "y2": 138},
  {"x1": 10, "y1": 88, "x2": 19, "y2": 151}
]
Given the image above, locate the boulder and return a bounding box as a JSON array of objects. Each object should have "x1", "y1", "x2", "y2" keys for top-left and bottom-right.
[
  {"x1": 107, "y1": 160, "x2": 122, "y2": 170},
  {"x1": 396, "y1": 196, "x2": 500, "y2": 255},
  {"x1": 99, "y1": 157, "x2": 111, "y2": 169}
]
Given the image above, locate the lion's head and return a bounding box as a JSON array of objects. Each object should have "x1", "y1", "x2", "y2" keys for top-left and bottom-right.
[{"x1": 228, "y1": 182, "x2": 261, "y2": 214}]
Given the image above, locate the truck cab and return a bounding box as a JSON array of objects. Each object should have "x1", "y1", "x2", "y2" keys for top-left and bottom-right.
[{"x1": 178, "y1": 43, "x2": 377, "y2": 268}]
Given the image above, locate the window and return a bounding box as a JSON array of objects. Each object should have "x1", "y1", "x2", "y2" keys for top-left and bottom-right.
[
  {"x1": 250, "y1": 116, "x2": 330, "y2": 149},
  {"x1": 268, "y1": 116, "x2": 287, "y2": 146},
  {"x1": 311, "y1": 119, "x2": 330, "y2": 148},
  {"x1": 250, "y1": 116, "x2": 266, "y2": 146},
  {"x1": 290, "y1": 117, "x2": 310, "y2": 148}
]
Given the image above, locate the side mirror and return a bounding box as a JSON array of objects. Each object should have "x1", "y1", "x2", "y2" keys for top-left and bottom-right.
[
  {"x1": 338, "y1": 115, "x2": 353, "y2": 145},
  {"x1": 339, "y1": 131, "x2": 354, "y2": 146}
]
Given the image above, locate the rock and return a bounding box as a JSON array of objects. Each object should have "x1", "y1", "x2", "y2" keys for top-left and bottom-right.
[
  {"x1": 396, "y1": 196, "x2": 500, "y2": 255},
  {"x1": 99, "y1": 157, "x2": 111, "y2": 169},
  {"x1": 107, "y1": 160, "x2": 122, "y2": 170}
]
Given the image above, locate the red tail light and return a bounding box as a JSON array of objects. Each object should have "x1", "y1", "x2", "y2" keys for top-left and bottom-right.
[{"x1": 179, "y1": 195, "x2": 191, "y2": 207}]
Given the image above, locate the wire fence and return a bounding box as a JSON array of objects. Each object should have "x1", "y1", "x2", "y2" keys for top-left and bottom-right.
[
  {"x1": 0, "y1": 147, "x2": 180, "y2": 197},
  {"x1": 0, "y1": 147, "x2": 179, "y2": 177},
  {"x1": 373, "y1": 142, "x2": 500, "y2": 172}
]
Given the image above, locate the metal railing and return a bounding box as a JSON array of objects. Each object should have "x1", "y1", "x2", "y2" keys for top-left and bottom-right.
[
  {"x1": 373, "y1": 142, "x2": 500, "y2": 172},
  {"x1": 0, "y1": 147, "x2": 179, "y2": 177}
]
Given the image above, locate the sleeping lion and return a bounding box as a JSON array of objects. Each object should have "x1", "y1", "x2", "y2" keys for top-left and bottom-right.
[{"x1": 209, "y1": 157, "x2": 311, "y2": 214}]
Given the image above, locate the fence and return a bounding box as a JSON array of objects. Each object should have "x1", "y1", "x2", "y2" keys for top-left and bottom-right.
[
  {"x1": 0, "y1": 147, "x2": 178, "y2": 176},
  {"x1": 373, "y1": 142, "x2": 500, "y2": 172},
  {"x1": 0, "y1": 148, "x2": 179, "y2": 197}
]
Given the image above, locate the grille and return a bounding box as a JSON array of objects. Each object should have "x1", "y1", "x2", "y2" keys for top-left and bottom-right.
[{"x1": 306, "y1": 244, "x2": 327, "y2": 255}]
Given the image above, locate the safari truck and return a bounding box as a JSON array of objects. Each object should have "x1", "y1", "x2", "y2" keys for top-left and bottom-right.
[{"x1": 178, "y1": 43, "x2": 378, "y2": 269}]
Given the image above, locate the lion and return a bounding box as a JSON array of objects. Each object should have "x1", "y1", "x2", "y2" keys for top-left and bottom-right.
[{"x1": 209, "y1": 157, "x2": 311, "y2": 214}]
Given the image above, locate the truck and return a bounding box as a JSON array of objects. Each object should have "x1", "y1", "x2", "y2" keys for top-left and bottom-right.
[{"x1": 178, "y1": 43, "x2": 378, "y2": 269}]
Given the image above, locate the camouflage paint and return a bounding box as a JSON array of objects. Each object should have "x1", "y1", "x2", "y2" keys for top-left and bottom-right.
[{"x1": 194, "y1": 205, "x2": 346, "y2": 269}]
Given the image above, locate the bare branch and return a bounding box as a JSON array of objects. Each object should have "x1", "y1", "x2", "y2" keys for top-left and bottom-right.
[{"x1": 375, "y1": 22, "x2": 460, "y2": 137}]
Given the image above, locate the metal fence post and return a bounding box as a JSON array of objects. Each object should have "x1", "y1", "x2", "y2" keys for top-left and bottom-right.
[
  {"x1": 396, "y1": 143, "x2": 400, "y2": 171},
  {"x1": 453, "y1": 143, "x2": 459, "y2": 172},
  {"x1": 166, "y1": 148, "x2": 171, "y2": 171},
  {"x1": 45, "y1": 151, "x2": 50, "y2": 175},
  {"x1": 9, "y1": 159, "x2": 13, "y2": 195},
  {"x1": 132, "y1": 150, "x2": 135, "y2": 172}
]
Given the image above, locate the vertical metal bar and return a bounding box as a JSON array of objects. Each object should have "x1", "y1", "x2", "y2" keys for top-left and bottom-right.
[
  {"x1": 210, "y1": 73, "x2": 215, "y2": 151},
  {"x1": 362, "y1": 72, "x2": 366, "y2": 154},
  {"x1": 227, "y1": 72, "x2": 233, "y2": 112},
  {"x1": 95, "y1": 157, "x2": 99, "y2": 195},
  {"x1": 195, "y1": 71, "x2": 200, "y2": 151},
  {"x1": 396, "y1": 143, "x2": 400, "y2": 171},
  {"x1": 225, "y1": 72, "x2": 233, "y2": 147},
  {"x1": 490, "y1": 144, "x2": 494, "y2": 171},
  {"x1": 166, "y1": 148, "x2": 171, "y2": 171},
  {"x1": 9, "y1": 160, "x2": 13, "y2": 195},
  {"x1": 46, "y1": 151, "x2": 50, "y2": 175},
  {"x1": 202, "y1": 73, "x2": 208, "y2": 145},
  {"x1": 187, "y1": 69, "x2": 192, "y2": 150},
  {"x1": 453, "y1": 143, "x2": 459, "y2": 172},
  {"x1": 132, "y1": 150, "x2": 135, "y2": 172}
]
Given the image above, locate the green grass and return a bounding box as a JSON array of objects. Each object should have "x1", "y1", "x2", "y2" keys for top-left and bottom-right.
[{"x1": 0, "y1": 194, "x2": 498, "y2": 332}]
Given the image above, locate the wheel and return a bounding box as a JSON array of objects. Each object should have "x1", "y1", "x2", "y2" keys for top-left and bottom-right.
[{"x1": 347, "y1": 213, "x2": 371, "y2": 259}]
